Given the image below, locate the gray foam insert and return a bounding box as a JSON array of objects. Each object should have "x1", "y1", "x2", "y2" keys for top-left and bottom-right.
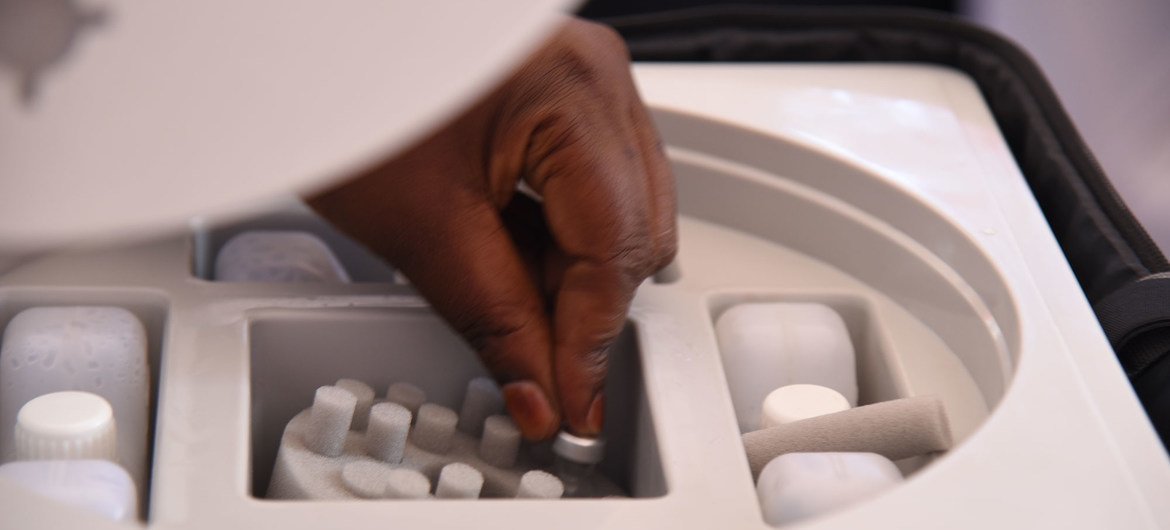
[
  {"x1": 742, "y1": 395, "x2": 953, "y2": 479},
  {"x1": 267, "y1": 378, "x2": 614, "y2": 500}
]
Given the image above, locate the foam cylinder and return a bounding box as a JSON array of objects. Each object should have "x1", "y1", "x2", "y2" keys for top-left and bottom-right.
[
  {"x1": 386, "y1": 383, "x2": 427, "y2": 419},
  {"x1": 479, "y1": 415, "x2": 521, "y2": 468},
  {"x1": 516, "y1": 470, "x2": 564, "y2": 499},
  {"x1": 457, "y1": 377, "x2": 504, "y2": 436},
  {"x1": 435, "y1": 463, "x2": 483, "y2": 499},
  {"x1": 341, "y1": 461, "x2": 392, "y2": 499},
  {"x1": 715, "y1": 303, "x2": 858, "y2": 432},
  {"x1": 411, "y1": 404, "x2": 457, "y2": 454},
  {"x1": 304, "y1": 386, "x2": 356, "y2": 457},
  {"x1": 742, "y1": 395, "x2": 952, "y2": 479},
  {"x1": 335, "y1": 379, "x2": 375, "y2": 431},
  {"x1": 366, "y1": 402, "x2": 411, "y2": 464},
  {"x1": 385, "y1": 468, "x2": 431, "y2": 499},
  {"x1": 757, "y1": 452, "x2": 903, "y2": 525}
]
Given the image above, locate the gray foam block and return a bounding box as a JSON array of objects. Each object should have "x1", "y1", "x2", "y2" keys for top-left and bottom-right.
[
  {"x1": 342, "y1": 461, "x2": 393, "y2": 498},
  {"x1": 742, "y1": 395, "x2": 952, "y2": 479},
  {"x1": 305, "y1": 386, "x2": 356, "y2": 457},
  {"x1": 386, "y1": 382, "x2": 427, "y2": 419},
  {"x1": 411, "y1": 404, "x2": 457, "y2": 454},
  {"x1": 385, "y1": 468, "x2": 431, "y2": 499},
  {"x1": 457, "y1": 377, "x2": 504, "y2": 436},
  {"x1": 479, "y1": 415, "x2": 520, "y2": 468},
  {"x1": 516, "y1": 470, "x2": 564, "y2": 499},
  {"x1": 436, "y1": 463, "x2": 484, "y2": 499},
  {"x1": 366, "y1": 402, "x2": 411, "y2": 464},
  {"x1": 336, "y1": 379, "x2": 375, "y2": 431}
]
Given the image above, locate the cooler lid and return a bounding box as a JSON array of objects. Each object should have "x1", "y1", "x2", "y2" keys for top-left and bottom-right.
[{"x1": 0, "y1": 0, "x2": 573, "y2": 249}]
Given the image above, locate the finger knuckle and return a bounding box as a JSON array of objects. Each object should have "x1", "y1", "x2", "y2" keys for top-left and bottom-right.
[
  {"x1": 577, "y1": 346, "x2": 610, "y2": 383},
  {"x1": 600, "y1": 237, "x2": 656, "y2": 281},
  {"x1": 455, "y1": 306, "x2": 535, "y2": 361},
  {"x1": 584, "y1": 22, "x2": 629, "y2": 58}
]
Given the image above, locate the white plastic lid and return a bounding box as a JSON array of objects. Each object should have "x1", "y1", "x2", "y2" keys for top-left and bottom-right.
[
  {"x1": 14, "y1": 391, "x2": 117, "y2": 461},
  {"x1": 760, "y1": 384, "x2": 851, "y2": 429}
]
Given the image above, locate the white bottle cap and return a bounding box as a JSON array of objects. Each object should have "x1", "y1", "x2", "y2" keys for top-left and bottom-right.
[
  {"x1": 14, "y1": 391, "x2": 117, "y2": 461},
  {"x1": 760, "y1": 384, "x2": 851, "y2": 429}
]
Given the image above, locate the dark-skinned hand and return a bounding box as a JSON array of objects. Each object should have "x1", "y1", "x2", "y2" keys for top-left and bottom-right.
[{"x1": 307, "y1": 17, "x2": 676, "y2": 441}]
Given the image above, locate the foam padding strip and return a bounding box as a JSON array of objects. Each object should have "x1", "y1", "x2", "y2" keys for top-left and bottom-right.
[{"x1": 742, "y1": 395, "x2": 952, "y2": 479}]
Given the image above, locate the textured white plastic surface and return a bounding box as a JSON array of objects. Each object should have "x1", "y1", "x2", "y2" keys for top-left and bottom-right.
[
  {"x1": 760, "y1": 384, "x2": 851, "y2": 429},
  {"x1": 0, "y1": 459, "x2": 137, "y2": 522},
  {"x1": 0, "y1": 64, "x2": 1166, "y2": 529},
  {"x1": 757, "y1": 452, "x2": 903, "y2": 526},
  {"x1": 14, "y1": 391, "x2": 117, "y2": 462}
]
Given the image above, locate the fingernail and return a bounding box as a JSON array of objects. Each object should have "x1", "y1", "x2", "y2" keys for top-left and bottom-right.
[
  {"x1": 585, "y1": 392, "x2": 605, "y2": 435},
  {"x1": 502, "y1": 381, "x2": 558, "y2": 441}
]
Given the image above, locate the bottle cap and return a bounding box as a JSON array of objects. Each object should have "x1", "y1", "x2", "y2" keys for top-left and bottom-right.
[
  {"x1": 14, "y1": 391, "x2": 117, "y2": 461},
  {"x1": 760, "y1": 384, "x2": 851, "y2": 428},
  {"x1": 552, "y1": 431, "x2": 606, "y2": 465}
]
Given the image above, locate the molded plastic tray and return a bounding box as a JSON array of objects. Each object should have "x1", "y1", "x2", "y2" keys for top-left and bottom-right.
[{"x1": 1, "y1": 64, "x2": 1167, "y2": 529}]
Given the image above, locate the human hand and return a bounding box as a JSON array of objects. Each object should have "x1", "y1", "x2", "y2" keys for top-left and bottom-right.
[{"x1": 307, "y1": 17, "x2": 676, "y2": 441}]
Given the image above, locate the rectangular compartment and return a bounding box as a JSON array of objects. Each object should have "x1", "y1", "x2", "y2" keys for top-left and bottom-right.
[
  {"x1": 248, "y1": 308, "x2": 666, "y2": 499},
  {"x1": 708, "y1": 293, "x2": 905, "y2": 414},
  {"x1": 190, "y1": 199, "x2": 398, "y2": 283},
  {"x1": 0, "y1": 287, "x2": 171, "y2": 518}
]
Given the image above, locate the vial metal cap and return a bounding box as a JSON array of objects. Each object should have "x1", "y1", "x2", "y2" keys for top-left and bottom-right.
[{"x1": 552, "y1": 431, "x2": 606, "y2": 465}]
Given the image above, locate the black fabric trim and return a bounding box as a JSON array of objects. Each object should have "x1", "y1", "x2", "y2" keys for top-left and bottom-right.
[
  {"x1": 1097, "y1": 274, "x2": 1170, "y2": 376},
  {"x1": 600, "y1": 6, "x2": 1168, "y2": 304}
]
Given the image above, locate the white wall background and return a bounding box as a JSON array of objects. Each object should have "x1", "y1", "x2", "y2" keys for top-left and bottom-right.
[{"x1": 966, "y1": 0, "x2": 1170, "y2": 254}]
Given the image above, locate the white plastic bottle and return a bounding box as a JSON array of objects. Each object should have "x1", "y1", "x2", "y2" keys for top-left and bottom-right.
[
  {"x1": 2, "y1": 391, "x2": 139, "y2": 521},
  {"x1": 715, "y1": 303, "x2": 857, "y2": 432},
  {"x1": 0, "y1": 307, "x2": 151, "y2": 491},
  {"x1": 756, "y1": 452, "x2": 902, "y2": 526},
  {"x1": 0, "y1": 459, "x2": 138, "y2": 521},
  {"x1": 214, "y1": 230, "x2": 351, "y2": 283}
]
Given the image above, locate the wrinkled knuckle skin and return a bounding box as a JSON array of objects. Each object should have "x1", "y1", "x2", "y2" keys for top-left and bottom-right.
[
  {"x1": 576, "y1": 346, "x2": 611, "y2": 388},
  {"x1": 453, "y1": 308, "x2": 535, "y2": 372},
  {"x1": 560, "y1": 334, "x2": 616, "y2": 391},
  {"x1": 599, "y1": 237, "x2": 657, "y2": 283},
  {"x1": 546, "y1": 50, "x2": 602, "y2": 95}
]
